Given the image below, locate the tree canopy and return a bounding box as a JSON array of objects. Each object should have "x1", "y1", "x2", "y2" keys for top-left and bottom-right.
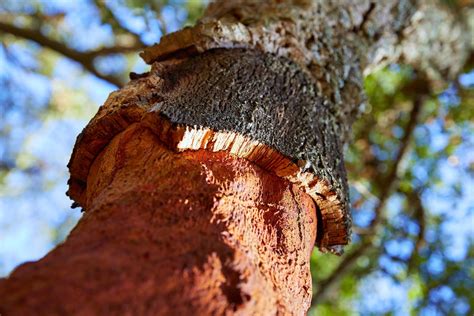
[{"x1": 0, "y1": 1, "x2": 472, "y2": 315}]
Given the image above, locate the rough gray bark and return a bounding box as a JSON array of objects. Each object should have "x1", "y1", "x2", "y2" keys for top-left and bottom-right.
[
  {"x1": 138, "y1": 0, "x2": 472, "y2": 253},
  {"x1": 144, "y1": 0, "x2": 471, "y2": 138}
]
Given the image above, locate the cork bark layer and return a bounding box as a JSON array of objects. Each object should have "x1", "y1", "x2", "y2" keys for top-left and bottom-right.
[
  {"x1": 144, "y1": 0, "x2": 471, "y2": 138},
  {"x1": 135, "y1": 0, "x2": 470, "y2": 252},
  {"x1": 68, "y1": 49, "x2": 350, "y2": 252},
  {"x1": 0, "y1": 123, "x2": 316, "y2": 315}
]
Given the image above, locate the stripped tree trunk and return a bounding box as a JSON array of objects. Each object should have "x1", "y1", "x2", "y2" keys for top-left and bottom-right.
[
  {"x1": 0, "y1": 1, "x2": 469, "y2": 315},
  {"x1": 0, "y1": 122, "x2": 317, "y2": 315}
]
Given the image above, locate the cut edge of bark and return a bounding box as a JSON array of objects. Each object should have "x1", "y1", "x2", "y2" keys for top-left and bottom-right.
[
  {"x1": 67, "y1": 108, "x2": 349, "y2": 253},
  {"x1": 140, "y1": 21, "x2": 253, "y2": 65}
]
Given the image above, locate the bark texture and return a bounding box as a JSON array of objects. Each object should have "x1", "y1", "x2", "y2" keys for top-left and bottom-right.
[
  {"x1": 143, "y1": 0, "x2": 471, "y2": 138},
  {"x1": 0, "y1": 123, "x2": 316, "y2": 315},
  {"x1": 138, "y1": 0, "x2": 471, "y2": 251},
  {"x1": 1, "y1": 1, "x2": 471, "y2": 315},
  {"x1": 68, "y1": 49, "x2": 350, "y2": 252}
]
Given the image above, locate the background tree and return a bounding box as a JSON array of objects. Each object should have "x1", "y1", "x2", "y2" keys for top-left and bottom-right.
[{"x1": 0, "y1": 0, "x2": 473, "y2": 315}]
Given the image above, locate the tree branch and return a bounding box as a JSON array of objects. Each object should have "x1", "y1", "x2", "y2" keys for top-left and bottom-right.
[
  {"x1": 406, "y1": 188, "x2": 427, "y2": 273},
  {"x1": 92, "y1": 0, "x2": 146, "y2": 46},
  {"x1": 0, "y1": 21, "x2": 127, "y2": 87},
  {"x1": 312, "y1": 91, "x2": 425, "y2": 306},
  {"x1": 311, "y1": 240, "x2": 373, "y2": 305},
  {"x1": 369, "y1": 93, "x2": 424, "y2": 227},
  {"x1": 90, "y1": 44, "x2": 144, "y2": 56}
]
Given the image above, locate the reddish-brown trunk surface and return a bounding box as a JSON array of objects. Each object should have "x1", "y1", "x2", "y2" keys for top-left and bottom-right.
[{"x1": 0, "y1": 123, "x2": 316, "y2": 315}]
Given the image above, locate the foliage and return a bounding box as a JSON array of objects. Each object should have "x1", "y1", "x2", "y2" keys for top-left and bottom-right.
[
  {"x1": 310, "y1": 63, "x2": 474, "y2": 315},
  {"x1": 0, "y1": 1, "x2": 472, "y2": 315}
]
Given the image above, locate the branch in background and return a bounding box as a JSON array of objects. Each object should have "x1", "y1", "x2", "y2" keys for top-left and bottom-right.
[
  {"x1": 406, "y1": 189, "x2": 427, "y2": 273},
  {"x1": 94, "y1": 0, "x2": 166, "y2": 45},
  {"x1": 312, "y1": 91, "x2": 425, "y2": 306},
  {"x1": 1, "y1": 42, "x2": 37, "y2": 72},
  {"x1": 91, "y1": 44, "x2": 144, "y2": 56},
  {"x1": 0, "y1": 21, "x2": 142, "y2": 87},
  {"x1": 369, "y1": 93, "x2": 424, "y2": 228},
  {"x1": 311, "y1": 240, "x2": 373, "y2": 304},
  {"x1": 93, "y1": 0, "x2": 146, "y2": 46},
  {"x1": 411, "y1": 190, "x2": 426, "y2": 251},
  {"x1": 149, "y1": 1, "x2": 168, "y2": 35}
]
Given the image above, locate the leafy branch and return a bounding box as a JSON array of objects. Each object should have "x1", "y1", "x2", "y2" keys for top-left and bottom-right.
[
  {"x1": 312, "y1": 81, "x2": 426, "y2": 305},
  {"x1": 0, "y1": 20, "x2": 144, "y2": 87},
  {"x1": 92, "y1": 0, "x2": 146, "y2": 45}
]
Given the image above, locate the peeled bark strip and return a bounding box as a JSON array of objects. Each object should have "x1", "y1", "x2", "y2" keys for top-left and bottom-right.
[{"x1": 0, "y1": 124, "x2": 316, "y2": 315}]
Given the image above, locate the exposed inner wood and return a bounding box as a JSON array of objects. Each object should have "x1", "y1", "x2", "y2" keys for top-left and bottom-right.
[
  {"x1": 1, "y1": 123, "x2": 317, "y2": 315},
  {"x1": 143, "y1": 113, "x2": 347, "y2": 249}
]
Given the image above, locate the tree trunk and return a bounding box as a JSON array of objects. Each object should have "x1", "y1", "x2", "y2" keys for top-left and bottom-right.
[
  {"x1": 0, "y1": 122, "x2": 316, "y2": 315},
  {"x1": 0, "y1": 1, "x2": 469, "y2": 315}
]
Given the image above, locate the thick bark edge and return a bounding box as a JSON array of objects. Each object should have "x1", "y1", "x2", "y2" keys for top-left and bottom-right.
[
  {"x1": 68, "y1": 110, "x2": 347, "y2": 252},
  {"x1": 68, "y1": 49, "x2": 350, "y2": 253}
]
